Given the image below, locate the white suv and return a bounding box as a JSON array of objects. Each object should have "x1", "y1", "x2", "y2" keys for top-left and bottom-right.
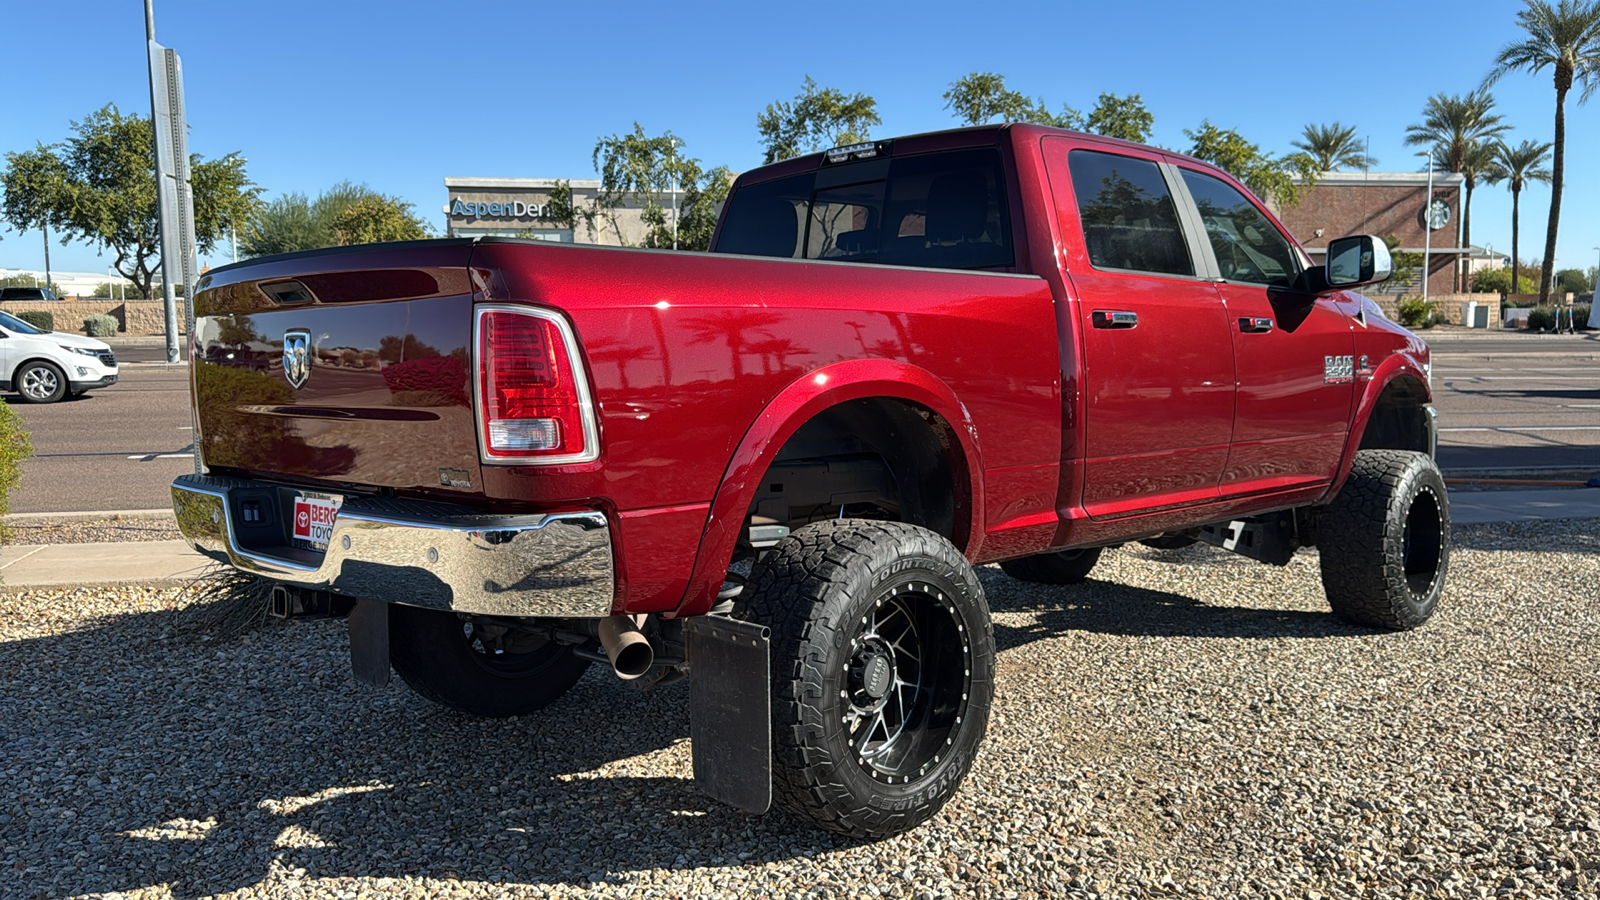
[{"x1": 0, "y1": 310, "x2": 119, "y2": 403}]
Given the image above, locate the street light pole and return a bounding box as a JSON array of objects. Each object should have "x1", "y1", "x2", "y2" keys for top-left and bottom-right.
[
  {"x1": 1418, "y1": 153, "x2": 1434, "y2": 307},
  {"x1": 41, "y1": 223, "x2": 52, "y2": 297},
  {"x1": 669, "y1": 137, "x2": 679, "y2": 251}
]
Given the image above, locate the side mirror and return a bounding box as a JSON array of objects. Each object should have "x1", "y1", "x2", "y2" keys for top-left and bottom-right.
[{"x1": 1326, "y1": 234, "x2": 1392, "y2": 288}]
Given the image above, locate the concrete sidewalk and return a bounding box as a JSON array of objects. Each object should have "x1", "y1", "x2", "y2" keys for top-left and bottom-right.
[
  {"x1": 1, "y1": 488, "x2": 1597, "y2": 589},
  {"x1": 0, "y1": 540, "x2": 213, "y2": 587}
]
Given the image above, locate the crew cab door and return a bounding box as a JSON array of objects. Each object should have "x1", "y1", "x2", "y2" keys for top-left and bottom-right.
[
  {"x1": 1042, "y1": 138, "x2": 1236, "y2": 518},
  {"x1": 1170, "y1": 166, "x2": 1356, "y2": 494}
]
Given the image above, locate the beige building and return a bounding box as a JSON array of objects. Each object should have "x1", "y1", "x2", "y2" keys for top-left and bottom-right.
[{"x1": 443, "y1": 178, "x2": 672, "y2": 246}]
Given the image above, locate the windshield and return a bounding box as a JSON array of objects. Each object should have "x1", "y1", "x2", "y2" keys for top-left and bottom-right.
[
  {"x1": 0, "y1": 310, "x2": 47, "y2": 336},
  {"x1": 715, "y1": 148, "x2": 1014, "y2": 271}
]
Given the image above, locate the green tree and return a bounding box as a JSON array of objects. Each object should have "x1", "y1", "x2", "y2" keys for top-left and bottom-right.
[
  {"x1": 1292, "y1": 122, "x2": 1375, "y2": 170},
  {"x1": 674, "y1": 166, "x2": 733, "y2": 252},
  {"x1": 542, "y1": 180, "x2": 600, "y2": 242},
  {"x1": 0, "y1": 104, "x2": 260, "y2": 299},
  {"x1": 1184, "y1": 122, "x2": 1320, "y2": 207},
  {"x1": 1555, "y1": 266, "x2": 1595, "y2": 292},
  {"x1": 243, "y1": 182, "x2": 426, "y2": 255},
  {"x1": 588, "y1": 126, "x2": 730, "y2": 250},
  {"x1": 1483, "y1": 0, "x2": 1600, "y2": 304},
  {"x1": 1081, "y1": 93, "x2": 1153, "y2": 142},
  {"x1": 757, "y1": 76, "x2": 882, "y2": 164},
  {"x1": 1492, "y1": 139, "x2": 1553, "y2": 294},
  {"x1": 593, "y1": 124, "x2": 692, "y2": 246},
  {"x1": 327, "y1": 196, "x2": 430, "y2": 245},
  {"x1": 0, "y1": 274, "x2": 67, "y2": 297},
  {"x1": 245, "y1": 192, "x2": 320, "y2": 256},
  {"x1": 942, "y1": 72, "x2": 1079, "y2": 128},
  {"x1": 1384, "y1": 234, "x2": 1426, "y2": 291}
]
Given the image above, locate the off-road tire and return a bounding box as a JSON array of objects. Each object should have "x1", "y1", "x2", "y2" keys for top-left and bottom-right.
[
  {"x1": 736, "y1": 520, "x2": 995, "y2": 840},
  {"x1": 999, "y1": 546, "x2": 1103, "y2": 584},
  {"x1": 1319, "y1": 449, "x2": 1450, "y2": 630},
  {"x1": 15, "y1": 361, "x2": 67, "y2": 404},
  {"x1": 389, "y1": 605, "x2": 590, "y2": 717}
]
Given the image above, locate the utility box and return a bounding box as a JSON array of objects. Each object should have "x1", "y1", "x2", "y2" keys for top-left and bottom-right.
[{"x1": 1459, "y1": 301, "x2": 1489, "y2": 329}]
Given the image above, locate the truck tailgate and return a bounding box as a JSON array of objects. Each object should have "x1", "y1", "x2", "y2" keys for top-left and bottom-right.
[{"x1": 191, "y1": 241, "x2": 483, "y2": 495}]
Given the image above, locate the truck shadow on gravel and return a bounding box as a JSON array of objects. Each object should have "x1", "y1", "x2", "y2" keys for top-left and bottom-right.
[
  {"x1": 0, "y1": 602, "x2": 852, "y2": 899},
  {"x1": 978, "y1": 562, "x2": 1365, "y2": 646}
]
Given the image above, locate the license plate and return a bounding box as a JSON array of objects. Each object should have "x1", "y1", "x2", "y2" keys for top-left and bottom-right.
[{"x1": 291, "y1": 491, "x2": 342, "y2": 551}]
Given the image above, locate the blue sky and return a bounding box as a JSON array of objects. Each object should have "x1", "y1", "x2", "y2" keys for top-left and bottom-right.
[{"x1": 3, "y1": 0, "x2": 1597, "y2": 279}]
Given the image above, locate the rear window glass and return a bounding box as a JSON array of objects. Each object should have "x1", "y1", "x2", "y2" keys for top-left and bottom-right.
[
  {"x1": 1068, "y1": 150, "x2": 1193, "y2": 277},
  {"x1": 715, "y1": 149, "x2": 1013, "y2": 271}
]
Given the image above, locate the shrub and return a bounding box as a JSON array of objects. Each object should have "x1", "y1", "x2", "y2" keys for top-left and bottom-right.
[
  {"x1": 1471, "y1": 267, "x2": 1512, "y2": 295},
  {"x1": 1395, "y1": 296, "x2": 1437, "y2": 328},
  {"x1": 1575, "y1": 304, "x2": 1593, "y2": 331},
  {"x1": 83, "y1": 314, "x2": 119, "y2": 337},
  {"x1": 1525, "y1": 305, "x2": 1558, "y2": 331},
  {"x1": 0, "y1": 404, "x2": 34, "y2": 546},
  {"x1": 17, "y1": 310, "x2": 54, "y2": 332}
]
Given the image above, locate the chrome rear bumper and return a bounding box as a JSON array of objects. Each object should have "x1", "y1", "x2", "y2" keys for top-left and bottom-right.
[{"x1": 171, "y1": 473, "x2": 615, "y2": 618}]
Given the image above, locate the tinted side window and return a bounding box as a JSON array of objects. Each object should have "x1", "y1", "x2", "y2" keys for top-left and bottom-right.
[
  {"x1": 714, "y1": 173, "x2": 811, "y2": 258},
  {"x1": 1068, "y1": 150, "x2": 1193, "y2": 277},
  {"x1": 1179, "y1": 169, "x2": 1301, "y2": 287},
  {"x1": 876, "y1": 150, "x2": 1012, "y2": 270},
  {"x1": 715, "y1": 149, "x2": 1013, "y2": 270}
]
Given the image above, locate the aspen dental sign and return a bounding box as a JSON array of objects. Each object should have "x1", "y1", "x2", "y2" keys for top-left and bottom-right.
[{"x1": 451, "y1": 199, "x2": 550, "y2": 219}]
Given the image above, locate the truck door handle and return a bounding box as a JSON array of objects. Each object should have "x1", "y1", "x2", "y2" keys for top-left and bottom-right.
[
  {"x1": 1238, "y1": 317, "x2": 1274, "y2": 333},
  {"x1": 1092, "y1": 310, "x2": 1138, "y2": 329}
]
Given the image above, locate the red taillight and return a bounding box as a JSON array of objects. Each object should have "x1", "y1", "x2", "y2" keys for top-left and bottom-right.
[{"x1": 477, "y1": 307, "x2": 596, "y2": 462}]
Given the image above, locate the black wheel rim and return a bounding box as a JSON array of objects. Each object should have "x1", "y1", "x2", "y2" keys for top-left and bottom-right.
[
  {"x1": 460, "y1": 621, "x2": 564, "y2": 679},
  {"x1": 842, "y1": 581, "x2": 972, "y2": 784},
  {"x1": 1402, "y1": 486, "x2": 1444, "y2": 597}
]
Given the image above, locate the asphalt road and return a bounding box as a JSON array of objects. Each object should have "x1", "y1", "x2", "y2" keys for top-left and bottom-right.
[
  {"x1": 8, "y1": 365, "x2": 195, "y2": 514},
  {"x1": 1425, "y1": 333, "x2": 1600, "y2": 474},
  {"x1": 5, "y1": 334, "x2": 1597, "y2": 515}
]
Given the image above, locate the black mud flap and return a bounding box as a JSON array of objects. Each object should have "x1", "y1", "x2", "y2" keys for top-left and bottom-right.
[
  {"x1": 685, "y1": 616, "x2": 771, "y2": 814},
  {"x1": 348, "y1": 598, "x2": 391, "y2": 687}
]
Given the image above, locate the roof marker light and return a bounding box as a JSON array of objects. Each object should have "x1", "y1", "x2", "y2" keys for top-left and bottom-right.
[{"x1": 824, "y1": 142, "x2": 880, "y2": 164}]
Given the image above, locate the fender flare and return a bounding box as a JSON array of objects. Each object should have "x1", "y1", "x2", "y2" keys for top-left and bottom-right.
[
  {"x1": 1328, "y1": 357, "x2": 1433, "y2": 499},
  {"x1": 672, "y1": 357, "x2": 986, "y2": 617}
]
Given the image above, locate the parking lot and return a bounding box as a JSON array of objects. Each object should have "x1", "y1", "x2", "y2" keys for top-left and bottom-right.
[
  {"x1": 2, "y1": 519, "x2": 1596, "y2": 898},
  {"x1": 1, "y1": 332, "x2": 1597, "y2": 898}
]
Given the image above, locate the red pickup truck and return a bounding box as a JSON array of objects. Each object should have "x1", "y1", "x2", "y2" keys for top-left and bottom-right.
[{"x1": 173, "y1": 124, "x2": 1449, "y2": 839}]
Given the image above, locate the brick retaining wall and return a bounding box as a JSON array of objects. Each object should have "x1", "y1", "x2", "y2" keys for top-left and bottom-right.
[{"x1": 0, "y1": 300, "x2": 184, "y2": 336}]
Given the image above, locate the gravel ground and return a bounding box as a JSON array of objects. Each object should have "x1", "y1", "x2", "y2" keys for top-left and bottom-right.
[
  {"x1": 1, "y1": 518, "x2": 1596, "y2": 899},
  {"x1": 5, "y1": 515, "x2": 182, "y2": 545}
]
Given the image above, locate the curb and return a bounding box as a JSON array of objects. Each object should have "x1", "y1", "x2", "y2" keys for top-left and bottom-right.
[
  {"x1": 4, "y1": 508, "x2": 174, "y2": 522},
  {"x1": 1440, "y1": 467, "x2": 1599, "y2": 482}
]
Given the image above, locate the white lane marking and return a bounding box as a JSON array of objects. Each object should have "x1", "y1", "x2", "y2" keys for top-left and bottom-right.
[
  {"x1": 1438, "y1": 426, "x2": 1600, "y2": 433},
  {"x1": 123, "y1": 453, "x2": 195, "y2": 460},
  {"x1": 1565, "y1": 404, "x2": 1600, "y2": 409}
]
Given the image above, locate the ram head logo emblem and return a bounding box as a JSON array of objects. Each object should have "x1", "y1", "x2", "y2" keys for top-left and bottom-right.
[{"x1": 283, "y1": 329, "x2": 311, "y2": 389}]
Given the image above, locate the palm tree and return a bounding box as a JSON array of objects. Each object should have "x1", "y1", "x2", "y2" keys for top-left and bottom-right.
[
  {"x1": 1493, "y1": 139, "x2": 1554, "y2": 293},
  {"x1": 1291, "y1": 123, "x2": 1374, "y2": 171},
  {"x1": 1436, "y1": 141, "x2": 1508, "y2": 289},
  {"x1": 1484, "y1": 0, "x2": 1600, "y2": 303},
  {"x1": 1404, "y1": 90, "x2": 1510, "y2": 173},
  {"x1": 1405, "y1": 90, "x2": 1509, "y2": 289}
]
